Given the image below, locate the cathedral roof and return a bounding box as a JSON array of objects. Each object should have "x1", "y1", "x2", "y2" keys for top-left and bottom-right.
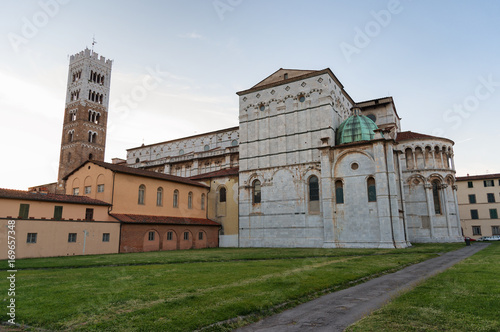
[
  {"x1": 236, "y1": 68, "x2": 355, "y2": 105},
  {"x1": 336, "y1": 113, "x2": 379, "y2": 145},
  {"x1": 395, "y1": 131, "x2": 454, "y2": 144},
  {"x1": 250, "y1": 68, "x2": 317, "y2": 89},
  {"x1": 189, "y1": 167, "x2": 239, "y2": 180}
]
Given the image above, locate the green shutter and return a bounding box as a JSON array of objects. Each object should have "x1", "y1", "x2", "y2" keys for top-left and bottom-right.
[
  {"x1": 54, "y1": 206, "x2": 63, "y2": 220},
  {"x1": 19, "y1": 204, "x2": 30, "y2": 219}
]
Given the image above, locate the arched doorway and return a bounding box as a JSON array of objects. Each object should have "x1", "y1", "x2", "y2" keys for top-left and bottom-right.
[
  {"x1": 143, "y1": 229, "x2": 160, "y2": 252},
  {"x1": 179, "y1": 230, "x2": 193, "y2": 250},
  {"x1": 162, "y1": 230, "x2": 178, "y2": 250}
]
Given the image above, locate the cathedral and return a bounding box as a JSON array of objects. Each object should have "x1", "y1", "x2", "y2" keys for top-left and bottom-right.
[
  {"x1": 29, "y1": 49, "x2": 463, "y2": 250},
  {"x1": 126, "y1": 68, "x2": 463, "y2": 248}
]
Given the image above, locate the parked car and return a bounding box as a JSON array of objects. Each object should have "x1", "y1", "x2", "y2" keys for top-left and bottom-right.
[{"x1": 477, "y1": 236, "x2": 500, "y2": 241}]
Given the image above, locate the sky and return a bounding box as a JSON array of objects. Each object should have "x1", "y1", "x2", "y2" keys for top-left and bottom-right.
[{"x1": 1, "y1": 0, "x2": 499, "y2": 190}]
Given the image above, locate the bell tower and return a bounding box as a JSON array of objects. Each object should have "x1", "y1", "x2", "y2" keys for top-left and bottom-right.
[{"x1": 57, "y1": 48, "x2": 113, "y2": 192}]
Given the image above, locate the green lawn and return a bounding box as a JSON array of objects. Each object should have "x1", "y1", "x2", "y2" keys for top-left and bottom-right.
[
  {"x1": 0, "y1": 244, "x2": 463, "y2": 331},
  {"x1": 347, "y1": 242, "x2": 500, "y2": 332}
]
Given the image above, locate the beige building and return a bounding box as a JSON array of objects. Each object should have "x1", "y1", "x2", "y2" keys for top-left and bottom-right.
[
  {"x1": 64, "y1": 160, "x2": 220, "y2": 252},
  {"x1": 0, "y1": 188, "x2": 119, "y2": 259},
  {"x1": 456, "y1": 173, "x2": 500, "y2": 238}
]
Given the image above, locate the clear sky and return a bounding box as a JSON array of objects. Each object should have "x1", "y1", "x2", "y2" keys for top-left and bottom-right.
[{"x1": 1, "y1": 0, "x2": 499, "y2": 190}]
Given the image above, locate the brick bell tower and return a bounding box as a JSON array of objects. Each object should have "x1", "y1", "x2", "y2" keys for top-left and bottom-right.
[{"x1": 56, "y1": 48, "x2": 113, "y2": 193}]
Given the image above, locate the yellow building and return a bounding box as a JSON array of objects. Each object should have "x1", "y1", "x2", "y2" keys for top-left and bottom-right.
[
  {"x1": 190, "y1": 167, "x2": 239, "y2": 247},
  {"x1": 64, "y1": 160, "x2": 220, "y2": 252},
  {"x1": 0, "y1": 188, "x2": 119, "y2": 259},
  {"x1": 456, "y1": 173, "x2": 500, "y2": 238}
]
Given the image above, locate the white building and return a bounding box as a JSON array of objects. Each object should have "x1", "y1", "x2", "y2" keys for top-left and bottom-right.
[{"x1": 127, "y1": 68, "x2": 463, "y2": 248}]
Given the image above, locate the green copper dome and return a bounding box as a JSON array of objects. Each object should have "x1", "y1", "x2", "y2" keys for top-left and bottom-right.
[{"x1": 336, "y1": 114, "x2": 379, "y2": 144}]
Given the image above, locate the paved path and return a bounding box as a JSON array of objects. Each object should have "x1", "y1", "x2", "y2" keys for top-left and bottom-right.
[{"x1": 235, "y1": 243, "x2": 489, "y2": 332}]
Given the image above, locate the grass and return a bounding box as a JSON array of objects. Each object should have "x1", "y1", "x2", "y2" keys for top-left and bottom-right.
[
  {"x1": 0, "y1": 243, "x2": 463, "y2": 331},
  {"x1": 346, "y1": 242, "x2": 500, "y2": 332}
]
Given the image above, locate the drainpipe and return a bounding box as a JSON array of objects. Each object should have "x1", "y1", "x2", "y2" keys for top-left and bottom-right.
[{"x1": 82, "y1": 229, "x2": 89, "y2": 254}]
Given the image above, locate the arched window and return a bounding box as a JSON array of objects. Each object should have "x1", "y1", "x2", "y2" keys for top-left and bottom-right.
[
  {"x1": 188, "y1": 192, "x2": 193, "y2": 209},
  {"x1": 367, "y1": 177, "x2": 376, "y2": 202},
  {"x1": 156, "y1": 187, "x2": 163, "y2": 206},
  {"x1": 138, "y1": 184, "x2": 146, "y2": 205},
  {"x1": 309, "y1": 176, "x2": 319, "y2": 201},
  {"x1": 67, "y1": 152, "x2": 71, "y2": 162},
  {"x1": 135, "y1": 158, "x2": 140, "y2": 163},
  {"x1": 88, "y1": 153, "x2": 93, "y2": 160},
  {"x1": 231, "y1": 139, "x2": 238, "y2": 146},
  {"x1": 173, "y1": 190, "x2": 179, "y2": 208},
  {"x1": 68, "y1": 131, "x2": 74, "y2": 142},
  {"x1": 253, "y1": 180, "x2": 261, "y2": 204},
  {"x1": 219, "y1": 187, "x2": 226, "y2": 203},
  {"x1": 432, "y1": 180, "x2": 442, "y2": 214},
  {"x1": 201, "y1": 193, "x2": 205, "y2": 210},
  {"x1": 335, "y1": 180, "x2": 344, "y2": 204},
  {"x1": 309, "y1": 176, "x2": 320, "y2": 212},
  {"x1": 204, "y1": 145, "x2": 210, "y2": 151}
]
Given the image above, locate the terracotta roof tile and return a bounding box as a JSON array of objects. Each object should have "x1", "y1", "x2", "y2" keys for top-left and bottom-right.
[
  {"x1": 0, "y1": 188, "x2": 110, "y2": 205},
  {"x1": 189, "y1": 167, "x2": 239, "y2": 180},
  {"x1": 396, "y1": 131, "x2": 453, "y2": 143},
  {"x1": 456, "y1": 173, "x2": 500, "y2": 181},
  {"x1": 63, "y1": 161, "x2": 209, "y2": 188},
  {"x1": 110, "y1": 213, "x2": 220, "y2": 226}
]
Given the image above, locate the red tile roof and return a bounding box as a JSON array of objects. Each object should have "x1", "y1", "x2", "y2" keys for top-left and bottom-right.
[
  {"x1": 396, "y1": 131, "x2": 453, "y2": 143},
  {"x1": 0, "y1": 188, "x2": 110, "y2": 205},
  {"x1": 456, "y1": 173, "x2": 500, "y2": 181},
  {"x1": 63, "y1": 161, "x2": 209, "y2": 188},
  {"x1": 110, "y1": 213, "x2": 220, "y2": 226},
  {"x1": 189, "y1": 167, "x2": 239, "y2": 180}
]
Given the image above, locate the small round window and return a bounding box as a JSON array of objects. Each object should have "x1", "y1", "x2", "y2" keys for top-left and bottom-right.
[
  {"x1": 367, "y1": 114, "x2": 376, "y2": 122},
  {"x1": 351, "y1": 163, "x2": 359, "y2": 170},
  {"x1": 299, "y1": 95, "x2": 305, "y2": 102},
  {"x1": 259, "y1": 104, "x2": 265, "y2": 111}
]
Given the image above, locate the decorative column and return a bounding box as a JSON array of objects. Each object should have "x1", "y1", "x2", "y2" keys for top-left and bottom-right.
[
  {"x1": 424, "y1": 183, "x2": 435, "y2": 239},
  {"x1": 441, "y1": 183, "x2": 451, "y2": 237},
  {"x1": 319, "y1": 138, "x2": 336, "y2": 248},
  {"x1": 412, "y1": 148, "x2": 417, "y2": 170},
  {"x1": 439, "y1": 149, "x2": 445, "y2": 168},
  {"x1": 432, "y1": 148, "x2": 436, "y2": 168}
]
